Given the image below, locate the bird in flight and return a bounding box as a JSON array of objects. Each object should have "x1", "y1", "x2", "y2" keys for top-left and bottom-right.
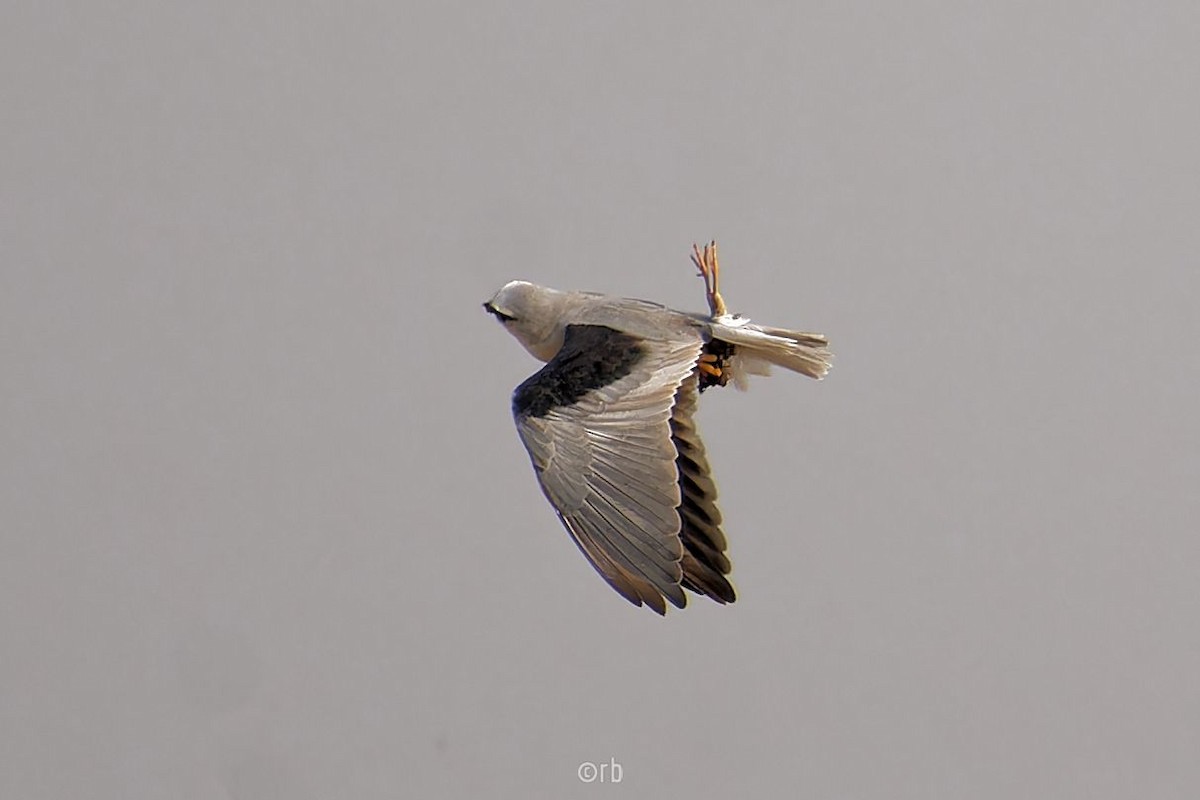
[{"x1": 483, "y1": 242, "x2": 831, "y2": 614}]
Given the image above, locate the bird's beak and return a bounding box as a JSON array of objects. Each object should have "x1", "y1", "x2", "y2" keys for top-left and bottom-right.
[{"x1": 483, "y1": 302, "x2": 515, "y2": 322}]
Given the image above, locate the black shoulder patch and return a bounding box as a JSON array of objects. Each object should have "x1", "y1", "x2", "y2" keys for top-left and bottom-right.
[{"x1": 512, "y1": 325, "x2": 644, "y2": 418}]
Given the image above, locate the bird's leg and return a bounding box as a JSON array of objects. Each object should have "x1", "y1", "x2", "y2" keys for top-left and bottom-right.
[
  {"x1": 691, "y1": 241, "x2": 734, "y2": 392},
  {"x1": 690, "y1": 240, "x2": 727, "y2": 318}
]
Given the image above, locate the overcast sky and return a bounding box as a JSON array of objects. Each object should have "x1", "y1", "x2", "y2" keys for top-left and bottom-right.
[{"x1": 3, "y1": 2, "x2": 1198, "y2": 798}]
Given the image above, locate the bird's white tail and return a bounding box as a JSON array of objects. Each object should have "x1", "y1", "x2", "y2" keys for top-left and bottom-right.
[{"x1": 712, "y1": 319, "x2": 833, "y2": 382}]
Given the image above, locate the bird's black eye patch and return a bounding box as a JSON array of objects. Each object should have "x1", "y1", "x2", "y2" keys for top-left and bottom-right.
[{"x1": 483, "y1": 302, "x2": 516, "y2": 322}]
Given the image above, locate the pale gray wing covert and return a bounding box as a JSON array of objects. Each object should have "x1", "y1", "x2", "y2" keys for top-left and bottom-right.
[{"x1": 512, "y1": 323, "x2": 703, "y2": 614}]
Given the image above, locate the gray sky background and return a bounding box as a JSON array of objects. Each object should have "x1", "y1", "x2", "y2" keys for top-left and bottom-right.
[{"x1": 3, "y1": 2, "x2": 1198, "y2": 798}]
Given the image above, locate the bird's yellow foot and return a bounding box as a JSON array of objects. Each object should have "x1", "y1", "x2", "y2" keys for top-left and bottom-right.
[
  {"x1": 691, "y1": 240, "x2": 727, "y2": 318},
  {"x1": 698, "y1": 354, "x2": 723, "y2": 376},
  {"x1": 697, "y1": 343, "x2": 735, "y2": 392}
]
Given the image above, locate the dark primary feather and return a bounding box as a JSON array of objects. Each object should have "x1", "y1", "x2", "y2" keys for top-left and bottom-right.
[{"x1": 670, "y1": 374, "x2": 736, "y2": 603}]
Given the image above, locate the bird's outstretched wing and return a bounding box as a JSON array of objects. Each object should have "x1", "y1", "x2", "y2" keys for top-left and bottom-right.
[{"x1": 512, "y1": 323, "x2": 704, "y2": 613}]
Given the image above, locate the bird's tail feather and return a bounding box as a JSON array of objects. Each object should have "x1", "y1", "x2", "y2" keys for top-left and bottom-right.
[{"x1": 713, "y1": 321, "x2": 833, "y2": 381}]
